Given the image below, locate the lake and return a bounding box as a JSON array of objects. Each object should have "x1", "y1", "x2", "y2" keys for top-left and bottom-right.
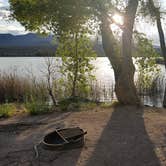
[{"x1": 0, "y1": 57, "x2": 165, "y2": 107}]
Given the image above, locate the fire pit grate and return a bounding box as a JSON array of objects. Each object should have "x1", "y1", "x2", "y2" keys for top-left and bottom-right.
[{"x1": 41, "y1": 127, "x2": 87, "y2": 151}]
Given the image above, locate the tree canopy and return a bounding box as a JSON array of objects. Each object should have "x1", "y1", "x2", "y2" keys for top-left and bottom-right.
[
  {"x1": 9, "y1": 0, "x2": 147, "y2": 105},
  {"x1": 10, "y1": 0, "x2": 94, "y2": 34}
]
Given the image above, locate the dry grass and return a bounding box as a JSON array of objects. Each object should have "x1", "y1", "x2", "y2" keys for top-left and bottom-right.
[{"x1": 0, "y1": 70, "x2": 49, "y2": 103}]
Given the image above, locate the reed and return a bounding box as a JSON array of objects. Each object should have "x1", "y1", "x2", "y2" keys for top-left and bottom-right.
[
  {"x1": 136, "y1": 75, "x2": 163, "y2": 97},
  {"x1": 0, "y1": 69, "x2": 49, "y2": 103}
]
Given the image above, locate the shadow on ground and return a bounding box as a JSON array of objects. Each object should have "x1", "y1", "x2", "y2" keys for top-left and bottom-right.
[{"x1": 86, "y1": 106, "x2": 161, "y2": 166}]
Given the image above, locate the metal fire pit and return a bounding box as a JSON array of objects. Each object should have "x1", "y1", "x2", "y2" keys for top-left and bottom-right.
[{"x1": 42, "y1": 127, "x2": 87, "y2": 150}]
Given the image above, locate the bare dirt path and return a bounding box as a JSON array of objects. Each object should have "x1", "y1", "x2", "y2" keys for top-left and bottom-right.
[{"x1": 0, "y1": 106, "x2": 166, "y2": 166}]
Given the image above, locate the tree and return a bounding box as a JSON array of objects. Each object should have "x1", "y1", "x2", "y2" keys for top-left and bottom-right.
[
  {"x1": 118, "y1": 0, "x2": 140, "y2": 104},
  {"x1": 99, "y1": 0, "x2": 140, "y2": 104},
  {"x1": 133, "y1": 31, "x2": 160, "y2": 93},
  {"x1": 140, "y1": 0, "x2": 166, "y2": 107},
  {"x1": 56, "y1": 32, "x2": 96, "y2": 98},
  {"x1": 42, "y1": 58, "x2": 58, "y2": 106},
  {"x1": 9, "y1": 0, "x2": 140, "y2": 105}
]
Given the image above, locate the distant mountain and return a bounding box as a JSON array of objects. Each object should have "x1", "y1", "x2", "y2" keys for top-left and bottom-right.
[
  {"x1": 0, "y1": 33, "x2": 57, "y2": 56},
  {"x1": 0, "y1": 33, "x2": 54, "y2": 47},
  {"x1": 0, "y1": 33, "x2": 162, "y2": 57}
]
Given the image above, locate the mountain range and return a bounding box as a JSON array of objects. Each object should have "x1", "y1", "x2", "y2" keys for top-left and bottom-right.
[
  {"x1": 0, "y1": 33, "x2": 161, "y2": 57},
  {"x1": 0, "y1": 33, "x2": 57, "y2": 56},
  {"x1": 0, "y1": 33, "x2": 54, "y2": 47}
]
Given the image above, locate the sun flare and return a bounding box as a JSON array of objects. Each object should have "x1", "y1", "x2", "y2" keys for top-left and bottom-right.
[{"x1": 112, "y1": 14, "x2": 124, "y2": 25}]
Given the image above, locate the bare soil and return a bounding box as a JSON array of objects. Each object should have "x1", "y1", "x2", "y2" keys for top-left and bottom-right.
[{"x1": 0, "y1": 105, "x2": 166, "y2": 166}]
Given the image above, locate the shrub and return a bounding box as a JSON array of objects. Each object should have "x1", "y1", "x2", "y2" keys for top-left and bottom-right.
[
  {"x1": 0, "y1": 104, "x2": 16, "y2": 118},
  {"x1": 58, "y1": 96, "x2": 98, "y2": 111},
  {"x1": 56, "y1": 33, "x2": 96, "y2": 98},
  {"x1": 25, "y1": 101, "x2": 51, "y2": 115}
]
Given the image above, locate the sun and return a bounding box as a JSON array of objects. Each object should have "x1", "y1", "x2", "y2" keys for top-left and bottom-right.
[{"x1": 112, "y1": 14, "x2": 124, "y2": 25}]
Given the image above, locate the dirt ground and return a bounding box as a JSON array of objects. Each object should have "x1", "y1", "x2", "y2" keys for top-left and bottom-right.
[{"x1": 0, "y1": 105, "x2": 166, "y2": 166}]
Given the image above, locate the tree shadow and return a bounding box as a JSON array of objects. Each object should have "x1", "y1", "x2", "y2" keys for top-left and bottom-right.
[{"x1": 86, "y1": 105, "x2": 161, "y2": 166}]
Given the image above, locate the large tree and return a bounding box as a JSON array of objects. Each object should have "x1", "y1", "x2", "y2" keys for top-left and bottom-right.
[
  {"x1": 9, "y1": 0, "x2": 140, "y2": 105},
  {"x1": 98, "y1": 0, "x2": 140, "y2": 104}
]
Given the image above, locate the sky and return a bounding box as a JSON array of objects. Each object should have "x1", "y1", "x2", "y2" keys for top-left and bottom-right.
[
  {"x1": 0, "y1": 0, "x2": 27, "y2": 34},
  {"x1": 0, "y1": 0, "x2": 166, "y2": 45}
]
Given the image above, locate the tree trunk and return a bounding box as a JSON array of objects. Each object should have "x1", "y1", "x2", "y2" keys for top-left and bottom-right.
[
  {"x1": 46, "y1": 62, "x2": 57, "y2": 106},
  {"x1": 118, "y1": 0, "x2": 140, "y2": 104},
  {"x1": 72, "y1": 33, "x2": 79, "y2": 97},
  {"x1": 156, "y1": 16, "x2": 166, "y2": 107},
  {"x1": 149, "y1": 0, "x2": 166, "y2": 107},
  {"x1": 47, "y1": 77, "x2": 57, "y2": 106},
  {"x1": 48, "y1": 89, "x2": 57, "y2": 106},
  {"x1": 101, "y1": 0, "x2": 140, "y2": 105}
]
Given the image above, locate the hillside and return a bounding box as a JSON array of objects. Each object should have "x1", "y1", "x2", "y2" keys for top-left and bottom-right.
[
  {"x1": 0, "y1": 33, "x2": 161, "y2": 57},
  {"x1": 0, "y1": 33, "x2": 54, "y2": 47},
  {"x1": 0, "y1": 33, "x2": 56, "y2": 57}
]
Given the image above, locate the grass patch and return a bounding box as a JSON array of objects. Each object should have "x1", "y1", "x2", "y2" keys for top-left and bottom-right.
[
  {"x1": 58, "y1": 97, "x2": 118, "y2": 112},
  {"x1": 0, "y1": 104, "x2": 17, "y2": 118},
  {"x1": 99, "y1": 102, "x2": 113, "y2": 108},
  {"x1": 58, "y1": 97, "x2": 83, "y2": 111},
  {"x1": 58, "y1": 97, "x2": 99, "y2": 112},
  {"x1": 25, "y1": 101, "x2": 52, "y2": 115}
]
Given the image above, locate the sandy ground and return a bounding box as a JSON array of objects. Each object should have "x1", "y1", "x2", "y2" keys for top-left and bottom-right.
[{"x1": 0, "y1": 105, "x2": 166, "y2": 166}]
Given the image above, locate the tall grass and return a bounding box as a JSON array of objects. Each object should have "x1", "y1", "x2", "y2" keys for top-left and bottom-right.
[
  {"x1": 0, "y1": 70, "x2": 49, "y2": 103},
  {"x1": 135, "y1": 75, "x2": 164, "y2": 97},
  {"x1": 0, "y1": 67, "x2": 164, "y2": 108},
  {"x1": 89, "y1": 81, "x2": 115, "y2": 102},
  {"x1": 25, "y1": 101, "x2": 51, "y2": 115}
]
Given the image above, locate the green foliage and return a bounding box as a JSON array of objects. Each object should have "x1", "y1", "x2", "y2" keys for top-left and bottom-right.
[
  {"x1": 99, "y1": 102, "x2": 112, "y2": 108},
  {"x1": 134, "y1": 31, "x2": 157, "y2": 58},
  {"x1": 9, "y1": 0, "x2": 93, "y2": 35},
  {"x1": 58, "y1": 96, "x2": 96, "y2": 111},
  {"x1": 134, "y1": 31, "x2": 161, "y2": 89},
  {"x1": 58, "y1": 97, "x2": 114, "y2": 112},
  {"x1": 56, "y1": 32, "x2": 96, "y2": 97},
  {"x1": 9, "y1": 0, "x2": 120, "y2": 36},
  {"x1": 25, "y1": 101, "x2": 51, "y2": 115},
  {"x1": 59, "y1": 101, "x2": 80, "y2": 112},
  {"x1": 139, "y1": 0, "x2": 161, "y2": 22},
  {"x1": 10, "y1": 0, "x2": 100, "y2": 100},
  {"x1": 0, "y1": 104, "x2": 16, "y2": 118}
]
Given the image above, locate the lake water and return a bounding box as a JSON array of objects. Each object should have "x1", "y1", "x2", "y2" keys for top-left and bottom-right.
[{"x1": 0, "y1": 57, "x2": 165, "y2": 107}]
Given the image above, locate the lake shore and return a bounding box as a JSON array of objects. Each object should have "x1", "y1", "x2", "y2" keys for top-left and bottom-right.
[{"x1": 0, "y1": 105, "x2": 166, "y2": 166}]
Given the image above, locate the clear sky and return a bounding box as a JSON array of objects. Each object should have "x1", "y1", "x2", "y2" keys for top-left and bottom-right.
[{"x1": 0, "y1": 0, "x2": 166, "y2": 45}]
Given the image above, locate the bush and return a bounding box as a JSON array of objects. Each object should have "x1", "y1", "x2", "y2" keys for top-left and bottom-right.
[
  {"x1": 25, "y1": 101, "x2": 51, "y2": 115},
  {"x1": 59, "y1": 97, "x2": 87, "y2": 111},
  {"x1": 0, "y1": 104, "x2": 16, "y2": 118},
  {"x1": 58, "y1": 97, "x2": 98, "y2": 111}
]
